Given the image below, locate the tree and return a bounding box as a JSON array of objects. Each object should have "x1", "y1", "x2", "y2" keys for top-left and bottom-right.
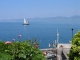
[{"x1": 69, "y1": 31, "x2": 80, "y2": 60}]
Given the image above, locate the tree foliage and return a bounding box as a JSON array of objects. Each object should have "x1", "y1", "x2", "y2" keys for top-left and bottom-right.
[
  {"x1": 0, "y1": 40, "x2": 44, "y2": 60},
  {"x1": 69, "y1": 31, "x2": 80, "y2": 60}
]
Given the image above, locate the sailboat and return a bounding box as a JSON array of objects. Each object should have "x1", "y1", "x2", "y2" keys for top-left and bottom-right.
[{"x1": 23, "y1": 18, "x2": 29, "y2": 25}]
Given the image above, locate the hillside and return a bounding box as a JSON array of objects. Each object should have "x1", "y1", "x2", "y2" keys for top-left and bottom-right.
[{"x1": 0, "y1": 15, "x2": 80, "y2": 24}]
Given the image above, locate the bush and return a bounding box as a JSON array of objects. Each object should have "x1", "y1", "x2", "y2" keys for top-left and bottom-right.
[
  {"x1": 69, "y1": 31, "x2": 80, "y2": 60},
  {"x1": 0, "y1": 40, "x2": 44, "y2": 60}
]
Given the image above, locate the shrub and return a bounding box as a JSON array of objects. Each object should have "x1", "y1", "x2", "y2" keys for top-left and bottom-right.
[
  {"x1": 5, "y1": 41, "x2": 44, "y2": 60},
  {"x1": 69, "y1": 31, "x2": 80, "y2": 60}
]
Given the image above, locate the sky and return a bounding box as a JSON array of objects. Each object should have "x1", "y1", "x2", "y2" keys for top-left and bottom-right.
[{"x1": 0, "y1": 0, "x2": 80, "y2": 20}]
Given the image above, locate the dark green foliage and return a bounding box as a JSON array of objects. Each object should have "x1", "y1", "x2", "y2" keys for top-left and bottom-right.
[
  {"x1": 0, "y1": 41, "x2": 7, "y2": 52},
  {"x1": 0, "y1": 41, "x2": 11, "y2": 60},
  {"x1": 0, "y1": 40, "x2": 44, "y2": 60},
  {"x1": 69, "y1": 31, "x2": 80, "y2": 60}
]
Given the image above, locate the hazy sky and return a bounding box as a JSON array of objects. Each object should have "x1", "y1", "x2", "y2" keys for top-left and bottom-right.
[{"x1": 0, "y1": 0, "x2": 80, "y2": 19}]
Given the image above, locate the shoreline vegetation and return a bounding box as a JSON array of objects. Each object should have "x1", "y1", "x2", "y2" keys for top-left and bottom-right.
[{"x1": 0, "y1": 39, "x2": 45, "y2": 60}]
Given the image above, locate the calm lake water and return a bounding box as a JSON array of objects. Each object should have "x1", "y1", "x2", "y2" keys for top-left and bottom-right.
[{"x1": 0, "y1": 22, "x2": 80, "y2": 48}]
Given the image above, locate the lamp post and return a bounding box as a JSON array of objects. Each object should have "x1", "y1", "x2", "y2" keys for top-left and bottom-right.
[{"x1": 72, "y1": 28, "x2": 73, "y2": 39}]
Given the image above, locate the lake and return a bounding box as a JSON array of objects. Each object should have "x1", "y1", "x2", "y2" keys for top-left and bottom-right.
[{"x1": 0, "y1": 22, "x2": 80, "y2": 48}]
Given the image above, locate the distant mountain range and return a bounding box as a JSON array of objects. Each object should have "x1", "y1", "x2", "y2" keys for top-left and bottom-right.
[{"x1": 0, "y1": 15, "x2": 80, "y2": 24}]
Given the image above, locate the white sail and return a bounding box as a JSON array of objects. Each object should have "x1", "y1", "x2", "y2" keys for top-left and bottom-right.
[
  {"x1": 24, "y1": 18, "x2": 27, "y2": 24},
  {"x1": 26, "y1": 20, "x2": 29, "y2": 24},
  {"x1": 23, "y1": 18, "x2": 29, "y2": 25}
]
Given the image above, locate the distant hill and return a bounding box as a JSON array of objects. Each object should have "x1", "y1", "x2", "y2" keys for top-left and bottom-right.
[{"x1": 0, "y1": 15, "x2": 80, "y2": 24}]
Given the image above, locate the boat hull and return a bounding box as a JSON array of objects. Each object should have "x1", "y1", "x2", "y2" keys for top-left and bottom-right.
[{"x1": 23, "y1": 24, "x2": 29, "y2": 25}]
